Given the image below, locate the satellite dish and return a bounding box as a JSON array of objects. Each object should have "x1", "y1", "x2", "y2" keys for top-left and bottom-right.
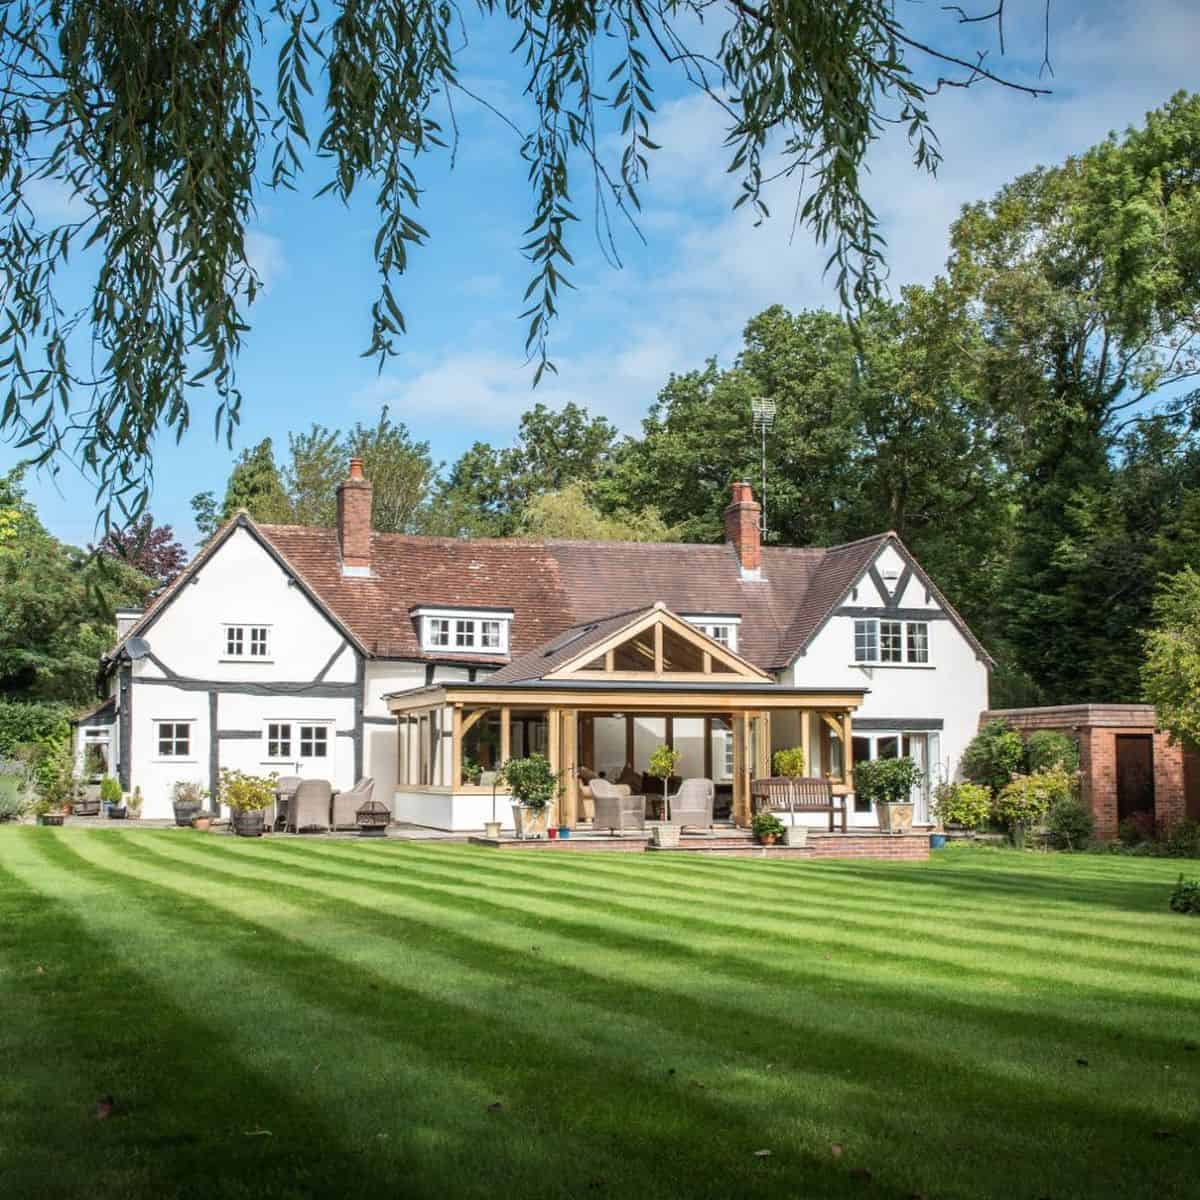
[{"x1": 126, "y1": 637, "x2": 151, "y2": 661}]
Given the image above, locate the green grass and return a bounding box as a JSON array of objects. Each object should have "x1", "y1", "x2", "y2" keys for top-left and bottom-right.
[{"x1": 2, "y1": 831, "x2": 1198, "y2": 1199}]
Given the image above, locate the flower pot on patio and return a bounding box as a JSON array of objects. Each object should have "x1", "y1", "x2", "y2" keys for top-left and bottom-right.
[
  {"x1": 173, "y1": 801, "x2": 201, "y2": 827},
  {"x1": 547, "y1": 826, "x2": 559, "y2": 840},
  {"x1": 651, "y1": 823, "x2": 680, "y2": 849},
  {"x1": 876, "y1": 801, "x2": 914, "y2": 835},
  {"x1": 232, "y1": 809, "x2": 265, "y2": 838},
  {"x1": 192, "y1": 814, "x2": 212, "y2": 832},
  {"x1": 107, "y1": 806, "x2": 128, "y2": 820},
  {"x1": 483, "y1": 820, "x2": 502, "y2": 840},
  {"x1": 511, "y1": 805, "x2": 548, "y2": 840}
]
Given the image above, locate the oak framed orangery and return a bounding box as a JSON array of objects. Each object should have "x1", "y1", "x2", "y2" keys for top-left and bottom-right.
[{"x1": 386, "y1": 604, "x2": 867, "y2": 831}]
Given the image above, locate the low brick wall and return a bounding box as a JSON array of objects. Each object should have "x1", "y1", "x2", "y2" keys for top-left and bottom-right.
[{"x1": 469, "y1": 831, "x2": 930, "y2": 861}]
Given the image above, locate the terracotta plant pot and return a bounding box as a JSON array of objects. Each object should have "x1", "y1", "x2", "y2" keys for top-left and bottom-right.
[
  {"x1": 192, "y1": 815, "x2": 212, "y2": 832},
  {"x1": 758, "y1": 833, "x2": 778, "y2": 846}
]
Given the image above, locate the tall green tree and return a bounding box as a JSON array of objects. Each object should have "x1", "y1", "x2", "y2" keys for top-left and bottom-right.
[
  {"x1": 0, "y1": 2, "x2": 1049, "y2": 518},
  {"x1": 1142, "y1": 567, "x2": 1200, "y2": 750},
  {"x1": 949, "y1": 92, "x2": 1200, "y2": 702},
  {"x1": 519, "y1": 483, "x2": 675, "y2": 542},
  {"x1": 604, "y1": 294, "x2": 1012, "y2": 641},
  {"x1": 221, "y1": 438, "x2": 293, "y2": 526},
  {"x1": 0, "y1": 470, "x2": 151, "y2": 703},
  {"x1": 429, "y1": 403, "x2": 619, "y2": 536}
]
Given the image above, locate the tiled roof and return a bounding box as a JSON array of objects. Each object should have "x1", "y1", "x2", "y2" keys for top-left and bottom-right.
[
  {"x1": 107, "y1": 514, "x2": 989, "y2": 673},
  {"x1": 257, "y1": 526, "x2": 899, "y2": 670}
]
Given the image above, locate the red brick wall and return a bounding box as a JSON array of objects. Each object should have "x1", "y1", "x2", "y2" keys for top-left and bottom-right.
[{"x1": 1154, "y1": 731, "x2": 1187, "y2": 831}]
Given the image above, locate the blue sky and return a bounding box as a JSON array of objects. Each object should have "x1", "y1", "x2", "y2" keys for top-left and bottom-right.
[{"x1": 3, "y1": 0, "x2": 1196, "y2": 550}]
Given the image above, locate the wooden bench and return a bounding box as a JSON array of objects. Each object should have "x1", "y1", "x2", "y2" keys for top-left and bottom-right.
[{"x1": 750, "y1": 776, "x2": 847, "y2": 832}]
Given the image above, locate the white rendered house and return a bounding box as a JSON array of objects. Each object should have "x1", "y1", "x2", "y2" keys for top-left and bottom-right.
[{"x1": 77, "y1": 465, "x2": 991, "y2": 827}]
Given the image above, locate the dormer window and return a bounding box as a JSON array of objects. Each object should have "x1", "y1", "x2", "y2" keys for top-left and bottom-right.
[
  {"x1": 682, "y1": 615, "x2": 740, "y2": 653},
  {"x1": 413, "y1": 607, "x2": 512, "y2": 655}
]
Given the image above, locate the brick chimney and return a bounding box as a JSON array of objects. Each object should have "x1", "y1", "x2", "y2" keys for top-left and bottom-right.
[
  {"x1": 724, "y1": 480, "x2": 762, "y2": 578},
  {"x1": 337, "y1": 457, "x2": 373, "y2": 577}
]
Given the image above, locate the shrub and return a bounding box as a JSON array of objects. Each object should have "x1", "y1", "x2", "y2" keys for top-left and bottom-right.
[
  {"x1": 1162, "y1": 820, "x2": 1200, "y2": 858},
  {"x1": 751, "y1": 810, "x2": 786, "y2": 840},
  {"x1": 995, "y1": 769, "x2": 1074, "y2": 834},
  {"x1": 501, "y1": 754, "x2": 559, "y2": 811},
  {"x1": 961, "y1": 720, "x2": 1025, "y2": 794},
  {"x1": 1045, "y1": 796, "x2": 1095, "y2": 850},
  {"x1": 1118, "y1": 810, "x2": 1156, "y2": 845},
  {"x1": 98, "y1": 776, "x2": 123, "y2": 805},
  {"x1": 25, "y1": 740, "x2": 82, "y2": 815},
  {"x1": 932, "y1": 781, "x2": 991, "y2": 829},
  {"x1": 854, "y1": 757, "x2": 923, "y2": 807},
  {"x1": 0, "y1": 700, "x2": 72, "y2": 760},
  {"x1": 172, "y1": 780, "x2": 208, "y2": 807},
  {"x1": 0, "y1": 764, "x2": 25, "y2": 822},
  {"x1": 1025, "y1": 730, "x2": 1080, "y2": 775},
  {"x1": 218, "y1": 768, "x2": 277, "y2": 812},
  {"x1": 772, "y1": 746, "x2": 806, "y2": 779},
  {"x1": 1168, "y1": 876, "x2": 1200, "y2": 914}
]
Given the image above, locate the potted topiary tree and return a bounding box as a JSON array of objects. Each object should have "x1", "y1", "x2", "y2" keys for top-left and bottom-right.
[
  {"x1": 502, "y1": 754, "x2": 558, "y2": 840},
  {"x1": 220, "y1": 768, "x2": 277, "y2": 837},
  {"x1": 30, "y1": 742, "x2": 81, "y2": 825},
  {"x1": 99, "y1": 775, "x2": 124, "y2": 817},
  {"x1": 172, "y1": 780, "x2": 207, "y2": 827},
  {"x1": 646, "y1": 744, "x2": 682, "y2": 847},
  {"x1": 855, "y1": 757, "x2": 923, "y2": 834},
  {"x1": 772, "y1": 745, "x2": 808, "y2": 846}
]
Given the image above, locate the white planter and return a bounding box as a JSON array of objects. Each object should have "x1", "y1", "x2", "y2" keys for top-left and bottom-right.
[
  {"x1": 511, "y1": 805, "x2": 548, "y2": 839},
  {"x1": 651, "y1": 823, "x2": 680, "y2": 849},
  {"x1": 782, "y1": 823, "x2": 808, "y2": 847},
  {"x1": 483, "y1": 820, "x2": 502, "y2": 840}
]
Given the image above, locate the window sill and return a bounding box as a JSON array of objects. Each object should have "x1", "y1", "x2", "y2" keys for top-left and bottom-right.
[
  {"x1": 219, "y1": 658, "x2": 274, "y2": 665},
  {"x1": 849, "y1": 663, "x2": 935, "y2": 670},
  {"x1": 153, "y1": 758, "x2": 198, "y2": 765}
]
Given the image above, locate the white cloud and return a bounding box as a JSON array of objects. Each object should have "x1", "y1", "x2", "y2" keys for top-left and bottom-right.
[{"x1": 246, "y1": 231, "x2": 286, "y2": 293}]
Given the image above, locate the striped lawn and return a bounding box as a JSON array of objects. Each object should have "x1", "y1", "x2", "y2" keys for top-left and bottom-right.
[{"x1": 1, "y1": 831, "x2": 1197, "y2": 1200}]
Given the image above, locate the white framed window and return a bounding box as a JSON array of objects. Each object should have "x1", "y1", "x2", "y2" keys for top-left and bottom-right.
[
  {"x1": 683, "y1": 616, "x2": 740, "y2": 653},
  {"x1": 414, "y1": 608, "x2": 512, "y2": 655},
  {"x1": 224, "y1": 624, "x2": 271, "y2": 659},
  {"x1": 299, "y1": 724, "x2": 329, "y2": 758},
  {"x1": 853, "y1": 619, "x2": 931, "y2": 665},
  {"x1": 266, "y1": 722, "x2": 292, "y2": 759},
  {"x1": 262, "y1": 721, "x2": 330, "y2": 762},
  {"x1": 156, "y1": 721, "x2": 192, "y2": 759},
  {"x1": 907, "y1": 622, "x2": 929, "y2": 664}
]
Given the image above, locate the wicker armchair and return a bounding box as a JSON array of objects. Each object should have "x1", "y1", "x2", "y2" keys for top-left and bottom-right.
[
  {"x1": 332, "y1": 778, "x2": 375, "y2": 829},
  {"x1": 668, "y1": 778, "x2": 714, "y2": 829},
  {"x1": 590, "y1": 777, "x2": 645, "y2": 834},
  {"x1": 273, "y1": 775, "x2": 302, "y2": 831},
  {"x1": 288, "y1": 779, "x2": 332, "y2": 833}
]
